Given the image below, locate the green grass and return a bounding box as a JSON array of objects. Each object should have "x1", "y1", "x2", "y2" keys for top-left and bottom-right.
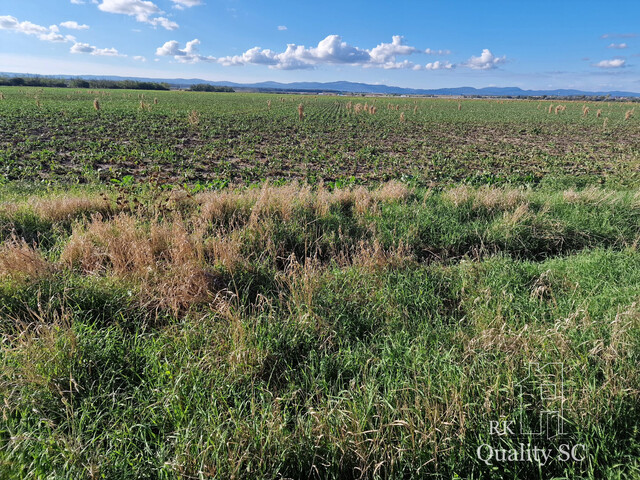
[{"x1": 0, "y1": 182, "x2": 639, "y2": 479}]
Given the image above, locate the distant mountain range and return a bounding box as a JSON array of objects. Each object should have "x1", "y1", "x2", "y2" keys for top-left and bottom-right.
[{"x1": 3, "y1": 71, "x2": 640, "y2": 97}]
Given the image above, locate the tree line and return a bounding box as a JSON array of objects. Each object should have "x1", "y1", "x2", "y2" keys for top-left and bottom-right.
[{"x1": 0, "y1": 77, "x2": 170, "y2": 91}]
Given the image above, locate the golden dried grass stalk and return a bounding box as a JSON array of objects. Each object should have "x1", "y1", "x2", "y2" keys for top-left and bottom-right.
[
  {"x1": 188, "y1": 109, "x2": 200, "y2": 125},
  {"x1": 0, "y1": 237, "x2": 51, "y2": 281}
]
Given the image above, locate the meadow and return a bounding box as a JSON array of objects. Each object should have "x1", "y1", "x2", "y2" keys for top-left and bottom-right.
[{"x1": 0, "y1": 88, "x2": 639, "y2": 479}]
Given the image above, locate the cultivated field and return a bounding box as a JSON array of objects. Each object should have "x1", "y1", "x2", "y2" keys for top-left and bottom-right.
[
  {"x1": 1, "y1": 88, "x2": 639, "y2": 186},
  {"x1": 0, "y1": 88, "x2": 639, "y2": 479}
]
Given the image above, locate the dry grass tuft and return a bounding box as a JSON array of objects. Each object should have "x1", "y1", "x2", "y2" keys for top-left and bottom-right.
[
  {"x1": 30, "y1": 194, "x2": 112, "y2": 222},
  {"x1": 443, "y1": 185, "x2": 474, "y2": 207},
  {"x1": 399, "y1": 112, "x2": 405, "y2": 122},
  {"x1": 562, "y1": 187, "x2": 617, "y2": 206},
  {"x1": 499, "y1": 203, "x2": 531, "y2": 228},
  {"x1": 60, "y1": 214, "x2": 154, "y2": 275},
  {"x1": 188, "y1": 110, "x2": 200, "y2": 125},
  {"x1": 352, "y1": 239, "x2": 414, "y2": 269},
  {"x1": 249, "y1": 182, "x2": 301, "y2": 223},
  {"x1": 59, "y1": 214, "x2": 226, "y2": 313},
  {"x1": 444, "y1": 186, "x2": 528, "y2": 211},
  {"x1": 298, "y1": 103, "x2": 304, "y2": 121},
  {"x1": 548, "y1": 104, "x2": 553, "y2": 114},
  {"x1": 153, "y1": 97, "x2": 158, "y2": 105},
  {"x1": 375, "y1": 180, "x2": 410, "y2": 203},
  {"x1": 0, "y1": 92, "x2": 4, "y2": 100},
  {"x1": 198, "y1": 190, "x2": 254, "y2": 225},
  {"x1": 625, "y1": 109, "x2": 634, "y2": 120},
  {"x1": 596, "y1": 109, "x2": 602, "y2": 118},
  {"x1": 0, "y1": 237, "x2": 51, "y2": 281},
  {"x1": 473, "y1": 186, "x2": 528, "y2": 211},
  {"x1": 93, "y1": 99, "x2": 100, "y2": 111}
]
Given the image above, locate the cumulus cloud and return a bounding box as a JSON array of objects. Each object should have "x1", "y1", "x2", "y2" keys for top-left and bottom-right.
[
  {"x1": 607, "y1": 43, "x2": 627, "y2": 49},
  {"x1": 368, "y1": 35, "x2": 419, "y2": 68},
  {"x1": 277, "y1": 25, "x2": 287, "y2": 31},
  {"x1": 216, "y1": 35, "x2": 424, "y2": 70},
  {"x1": 60, "y1": 20, "x2": 90, "y2": 30},
  {"x1": 133, "y1": 55, "x2": 147, "y2": 61},
  {"x1": 70, "y1": 0, "x2": 85, "y2": 4},
  {"x1": 593, "y1": 58, "x2": 626, "y2": 68},
  {"x1": 156, "y1": 39, "x2": 215, "y2": 63},
  {"x1": 422, "y1": 60, "x2": 454, "y2": 70},
  {"x1": 464, "y1": 49, "x2": 506, "y2": 70},
  {"x1": 97, "y1": 0, "x2": 178, "y2": 29},
  {"x1": 0, "y1": 15, "x2": 72, "y2": 43},
  {"x1": 71, "y1": 42, "x2": 124, "y2": 56}
]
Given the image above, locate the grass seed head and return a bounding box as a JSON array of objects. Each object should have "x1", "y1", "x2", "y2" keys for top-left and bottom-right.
[{"x1": 188, "y1": 109, "x2": 200, "y2": 125}]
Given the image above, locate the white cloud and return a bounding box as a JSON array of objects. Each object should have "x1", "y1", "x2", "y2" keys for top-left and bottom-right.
[
  {"x1": 368, "y1": 35, "x2": 419, "y2": 68},
  {"x1": 277, "y1": 25, "x2": 287, "y2": 31},
  {"x1": 425, "y1": 48, "x2": 451, "y2": 55},
  {"x1": 464, "y1": 49, "x2": 506, "y2": 70},
  {"x1": 0, "y1": 15, "x2": 69, "y2": 43},
  {"x1": 71, "y1": 42, "x2": 124, "y2": 56},
  {"x1": 148, "y1": 16, "x2": 178, "y2": 29},
  {"x1": 601, "y1": 33, "x2": 637, "y2": 39},
  {"x1": 217, "y1": 35, "x2": 423, "y2": 70},
  {"x1": 593, "y1": 58, "x2": 626, "y2": 68},
  {"x1": 155, "y1": 39, "x2": 215, "y2": 63},
  {"x1": 70, "y1": 0, "x2": 85, "y2": 4},
  {"x1": 607, "y1": 43, "x2": 627, "y2": 49},
  {"x1": 60, "y1": 20, "x2": 90, "y2": 30},
  {"x1": 171, "y1": 0, "x2": 202, "y2": 8},
  {"x1": 97, "y1": 0, "x2": 178, "y2": 29},
  {"x1": 133, "y1": 55, "x2": 147, "y2": 62},
  {"x1": 423, "y1": 60, "x2": 454, "y2": 70}
]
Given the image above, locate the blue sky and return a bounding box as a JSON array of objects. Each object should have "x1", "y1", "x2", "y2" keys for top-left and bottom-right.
[{"x1": 1, "y1": 0, "x2": 639, "y2": 91}]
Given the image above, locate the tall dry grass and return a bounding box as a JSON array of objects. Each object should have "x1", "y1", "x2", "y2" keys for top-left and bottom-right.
[
  {"x1": 0, "y1": 237, "x2": 51, "y2": 281},
  {"x1": 188, "y1": 110, "x2": 200, "y2": 125},
  {"x1": 29, "y1": 194, "x2": 112, "y2": 222}
]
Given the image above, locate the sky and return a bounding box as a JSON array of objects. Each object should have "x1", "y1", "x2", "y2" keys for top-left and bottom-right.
[{"x1": 1, "y1": 0, "x2": 639, "y2": 91}]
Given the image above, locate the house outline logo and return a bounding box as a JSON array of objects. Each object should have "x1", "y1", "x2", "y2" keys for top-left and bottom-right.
[{"x1": 515, "y1": 362, "x2": 564, "y2": 439}]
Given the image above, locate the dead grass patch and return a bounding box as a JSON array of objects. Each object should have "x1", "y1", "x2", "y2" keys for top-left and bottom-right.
[{"x1": 0, "y1": 237, "x2": 51, "y2": 281}]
